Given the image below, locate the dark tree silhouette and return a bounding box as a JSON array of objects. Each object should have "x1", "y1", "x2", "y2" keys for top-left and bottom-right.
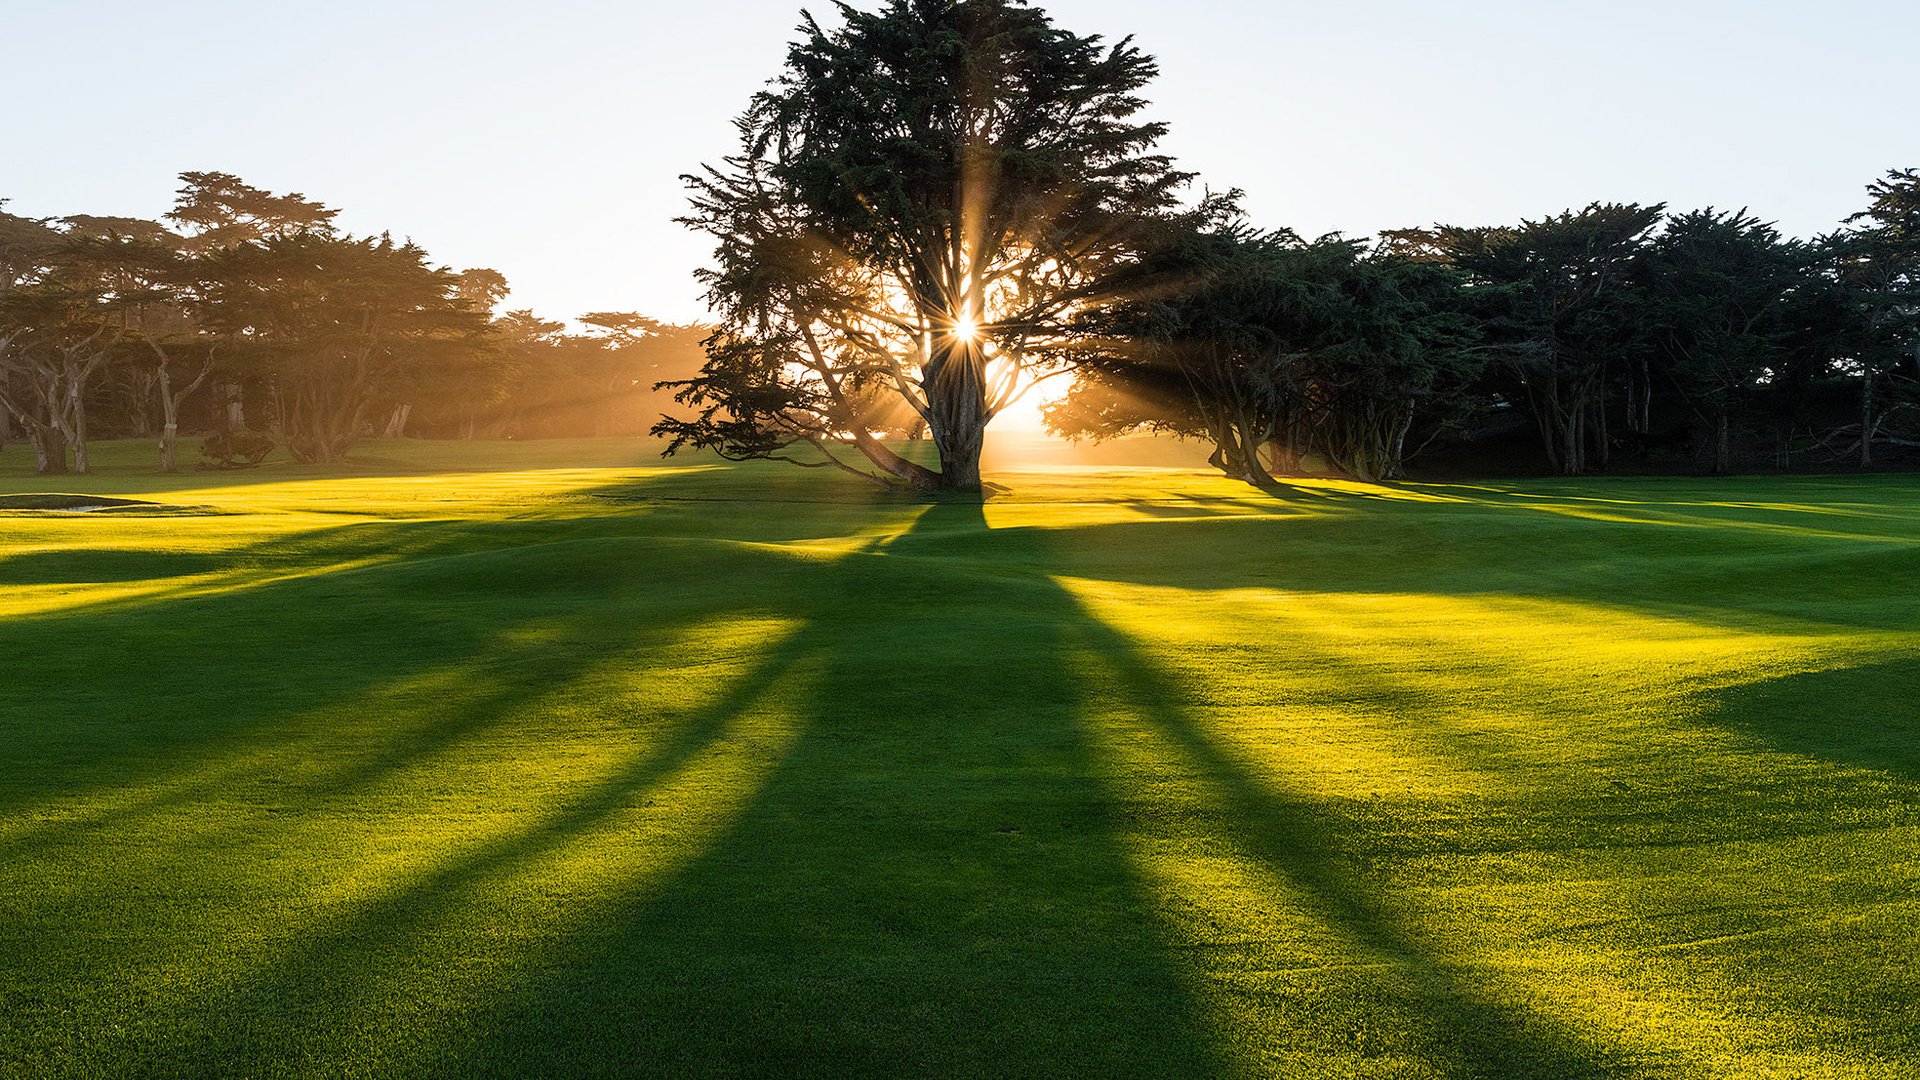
[{"x1": 661, "y1": 0, "x2": 1190, "y2": 491}]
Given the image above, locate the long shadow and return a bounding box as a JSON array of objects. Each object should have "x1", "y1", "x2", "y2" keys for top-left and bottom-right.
[
  {"x1": 89, "y1": 613, "x2": 820, "y2": 1078},
  {"x1": 0, "y1": 506, "x2": 870, "y2": 1076},
  {"x1": 10, "y1": 462, "x2": 1916, "y2": 1074},
  {"x1": 1052, "y1": 591, "x2": 1623, "y2": 1077},
  {"x1": 997, "y1": 493, "x2": 1920, "y2": 638},
  {"x1": 0, "y1": 489, "x2": 878, "y2": 821},
  {"x1": 396, "y1": 502, "x2": 1633, "y2": 1076},
  {"x1": 407, "y1": 502, "x2": 1232, "y2": 1076},
  {"x1": 1701, "y1": 657, "x2": 1920, "y2": 779}
]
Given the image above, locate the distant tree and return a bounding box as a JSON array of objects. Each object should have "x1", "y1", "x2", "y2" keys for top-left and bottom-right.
[
  {"x1": 44, "y1": 217, "x2": 228, "y2": 471},
  {"x1": 0, "y1": 223, "x2": 190, "y2": 473},
  {"x1": 167, "y1": 172, "x2": 340, "y2": 430},
  {"x1": 199, "y1": 233, "x2": 486, "y2": 462},
  {"x1": 1634, "y1": 210, "x2": 1810, "y2": 473},
  {"x1": 1830, "y1": 169, "x2": 1920, "y2": 466},
  {"x1": 0, "y1": 203, "x2": 61, "y2": 452},
  {"x1": 168, "y1": 171, "x2": 338, "y2": 252},
  {"x1": 665, "y1": 0, "x2": 1190, "y2": 491},
  {"x1": 0, "y1": 201, "x2": 59, "y2": 296},
  {"x1": 454, "y1": 268, "x2": 510, "y2": 315},
  {"x1": 1393, "y1": 203, "x2": 1664, "y2": 474},
  {"x1": 471, "y1": 309, "x2": 568, "y2": 438},
  {"x1": 1054, "y1": 209, "x2": 1479, "y2": 485}
]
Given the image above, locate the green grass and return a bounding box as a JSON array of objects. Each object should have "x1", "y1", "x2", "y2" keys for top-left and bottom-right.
[{"x1": 2, "y1": 437, "x2": 1916, "y2": 1077}]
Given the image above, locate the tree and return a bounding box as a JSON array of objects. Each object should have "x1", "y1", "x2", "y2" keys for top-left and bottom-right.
[
  {"x1": 0, "y1": 203, "x2": 61, "y2": 454},
  {"x1": 1052, "y1": 209, "x2": 1479, "y2": 485},
  {"x1": 664, "y1": 0, "x2": 1190, "y2": 491},
  {"x1": 0, "y1": 224, "x2": 179, "y2": 473},
  {"x1": 1831, "y1": 169, "x2": 1920, "y2": 467},
  {"x1": 56, "y1": 219, "x2": 221, "y2": 472},
  {"x1": 199, "y1": 233, "x2": 486, "y2": 463},
  {"x1": 1393, "y1": 203, "x2": 1664, "y2": 474},
  {"x1": 167, "y1": 172, "x2": 340, "y2": 431},
  {"x1": 1634, "y1": 210, "x2": 1809, "y2": 473},
  {"x1": 168, "y1": 171, "x2": 338, "y2": 252}
]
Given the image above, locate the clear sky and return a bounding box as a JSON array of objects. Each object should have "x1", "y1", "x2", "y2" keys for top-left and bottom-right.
[{"x1": 5, "y1": 1, "x2": 1915, "y2": 325}]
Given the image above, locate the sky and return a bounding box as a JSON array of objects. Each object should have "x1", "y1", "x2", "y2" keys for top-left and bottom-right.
[{"x1": 5, "y1": 1, "x2": 1917, "y2": 326}]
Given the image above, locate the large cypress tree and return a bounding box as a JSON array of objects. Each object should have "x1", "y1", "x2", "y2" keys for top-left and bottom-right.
[{"x1": 661, "y1": 0, "x2": 1189, "y2": 491}]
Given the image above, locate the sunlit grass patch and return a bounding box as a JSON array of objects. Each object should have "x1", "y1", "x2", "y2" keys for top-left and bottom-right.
[{"x1": 0, "y1": 439, "x2": 1915, "y2": 1077}]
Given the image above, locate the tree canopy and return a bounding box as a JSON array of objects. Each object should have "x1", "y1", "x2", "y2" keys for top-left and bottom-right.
[{"x1": 663, "y1": 0, "x2": 1191, "y2": 490}]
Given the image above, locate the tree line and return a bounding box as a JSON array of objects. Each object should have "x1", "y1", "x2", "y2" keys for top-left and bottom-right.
[
  {"x1": 11, "y1": 1, "x2": 1915, "y2": 488},
  {"x1": 0, "y1": 172, "x2": 706, "y2": 473},
  {"x1": 664, "y1": 0, "x2": 1920, "y2": 489},
  {"x1": 1050, "y1": 187, "x2": 1920, "y2": 483}
]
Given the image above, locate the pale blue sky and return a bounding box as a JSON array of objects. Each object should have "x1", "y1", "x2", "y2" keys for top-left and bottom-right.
[{"x1": 4, "y1": 1, "x2": 1914, "y2": 323}]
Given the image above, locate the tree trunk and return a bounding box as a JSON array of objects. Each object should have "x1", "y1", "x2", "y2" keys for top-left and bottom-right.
[
  {"x1": 1860, "y1": 372, "x2": 1875, "y2": 469},
  {"x1": 1637, "y1": 356, "x2": 1652, "y2": 434},
  {"x1": 1387, "y1": 398, "x2": 1416, "y2": 480},
  {"x1": 850, "y1": 429, "x2": 940, "y2": 490},
  {"x1": 1234, "y1": 423, "x2": 1275, "y2": 487},
  {"x1": 923, "y1": 339, "x2": 990, "y2": 491},
  {"x1": 158, "y1": 365, "x2": 180, "y2": 473},
  {"x1": 1592, "y1": 391, "x2": 1609, "y2": 470},
  {"x1": 34, "y1": 427, "x2": 68, "y2": 475},
  {"x1": 1561, "y1": 398, "x2": 1583, "y2": 476},
  {"x1": 65, "y1": 374, "x2": 90, "y2": 475},
  {"x1": 222, "y1": 379, "x2": 246, "y2": 431},
  {"x1": 383, "y1": 403, "x2": 412, "y2": 438},
  {"x1": 1714, "y1": 409, "x2": 1731, "y2": 475},
  {"x1": 127, "y1": 369, "x2": 158, "y2": 439}
]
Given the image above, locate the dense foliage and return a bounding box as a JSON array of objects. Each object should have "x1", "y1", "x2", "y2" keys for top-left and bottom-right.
[
  {"x1": 6, "y1": 1, "x2": 1918, "y2": 486},
  {"x1": 666, "y1": 0, "x2": 1188, "y2": 490},
  {"x1": 1053, "y1": 189, "x2": 1920, "y2": 484},
  {"x1": 0, "y1": 176, "x2": 704, "y2": 473}
]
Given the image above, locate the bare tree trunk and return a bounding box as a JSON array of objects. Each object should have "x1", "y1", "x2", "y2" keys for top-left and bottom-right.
[
  {"x1": 1561, "y1": 397, "x2": 1583, "y2": 476},
  {"x1": 222, "y1": 379, "x2": 246, "y2": 431},
  {"x1": 159, "y1": 363, "x2": 179, "y2": 473},
  {"x1": 1637, "y1": 357, "x2": 1652, "y2": 434},
  {"x1": 1858, "y1": 372, "x2": 1873, "y2": 465},
  {"x1": 1860, "y1": 372, "x2": 1875, "y2": 468},
  {"x1": 850, "y1": 428, "x2": 940, "y2": 489},
  {"x1": 1714, "y1": 409, "x2": 1731, "y2": 475},
  {"x1": 64, "y1": 371, "x2": 91, "y2": 474},
  {"x1": 34, "y1": 427, "x2": 67, "y2": 475},
  {"x1": 1592, "y1": 390, "x2": 1609, "y2": 470},
  {"x1": 1387, "y1": 397, "x2": 1416, "y2": 480},
  {"x1": 923, "y1": 339, "x2": 990, "y2": 491},
  {"x1": 383, "y1": 403, "x2": 412, "y2": 438}
]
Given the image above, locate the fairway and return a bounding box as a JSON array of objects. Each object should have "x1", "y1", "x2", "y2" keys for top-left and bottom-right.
[{"x1": 2, "y1": 439, "x2": 1917, "y2": 1078}]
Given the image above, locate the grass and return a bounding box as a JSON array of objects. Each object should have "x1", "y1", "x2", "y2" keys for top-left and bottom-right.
[{"x1": 1, "y1": 437, "x2": 1916, "y2": 1077}]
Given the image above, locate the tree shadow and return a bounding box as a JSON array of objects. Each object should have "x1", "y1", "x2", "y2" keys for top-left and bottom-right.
[
  {"x1": 410, "y1": 500, "x2": 1232, "y2": 1076},
  {"x1": 376, "y1": 501, "x2": 1625, "y2": 1077},
  {"x1": 8, "y1": 463, "x2": 1913, "y2": 1075},
  {"x1": 1699, "y1": 657, "x2": 1920, "y2": 779},
  {"x1": 1057, "y1": 602, "x2": 1624, "y2": 1076}
]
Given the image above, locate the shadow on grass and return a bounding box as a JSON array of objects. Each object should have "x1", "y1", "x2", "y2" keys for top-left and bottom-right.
[
  {"x1": 1702, "y1": 657, "x2": 1920, "y2": 779},
  {"x1": 402, "y1": 502, "x2": 1234, "y2": 1076},
  {"x1": 7, "y1": 466, "x2": 1913, "y2": 1075},
  {"x1": 414, "y1": 504, "x2": 1614, "y2": 1076}
]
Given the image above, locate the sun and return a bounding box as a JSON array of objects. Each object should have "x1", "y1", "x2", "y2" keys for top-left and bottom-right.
[{"x1": 951, "y1": 314, "x2": 980, "y2": 342}]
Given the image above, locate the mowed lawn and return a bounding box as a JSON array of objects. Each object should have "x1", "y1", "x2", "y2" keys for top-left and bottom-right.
[{"x1": 2, "y1": 439, "x2": 1917, "y2": 1078}]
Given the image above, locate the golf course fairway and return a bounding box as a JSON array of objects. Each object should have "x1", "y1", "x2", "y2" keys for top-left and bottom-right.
[{"x1": 2, "y1": 439, "x2": 1915, "y2": 1077}]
